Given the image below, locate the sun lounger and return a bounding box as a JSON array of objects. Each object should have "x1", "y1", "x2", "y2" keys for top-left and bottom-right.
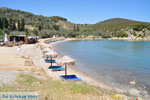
[
  {"x1": 49, "y1": 66, "x2": 62, "y2": 69},
  {"x1": 64, "y1": 77, "x2": 81, "y2": 81},
  {"x1": 59, "y1": 75, "x2": 81, "y2": 81},
  {"x1": 45, "y1": 59, "x2": 56, "y2": 63},
  {"x1": 51, "y1": 67, "x2": 65, "y2": 71}
]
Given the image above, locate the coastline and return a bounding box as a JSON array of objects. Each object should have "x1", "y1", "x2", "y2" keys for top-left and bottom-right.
[
  {"x1": 49, "y1": 38, "x2": 144, "y2": 98},
  {"x1": 0, "y1": 38, "x2": 147, "y2": 99},
  {"x1": 70, "y1": 37, "x2": 150, "y2": 41},
  {"x1": 52, "y1": 39, "x2": 113, "y2": 89}
]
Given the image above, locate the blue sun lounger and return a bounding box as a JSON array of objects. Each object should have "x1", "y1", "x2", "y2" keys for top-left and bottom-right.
[
  {"x1": 45, "y1": 59, "x2": 56, "y2": 63},
  {"x1": 49, "y1": 66, "x2": 62, "y2": 69},
  {"x1": 51, "y1": 67, "x2": 65, "y2": 71},
  {"x1": 59, "y1": 75, "x2": 81, "y2": 81}
]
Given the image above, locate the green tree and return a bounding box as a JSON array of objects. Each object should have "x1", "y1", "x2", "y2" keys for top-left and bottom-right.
[
  {"x1": 17, "y1": 20, "x2": 21, "y2": 31},
  {"x1": 20, "y1": 18, "x2": 25, "y2": 31},
  {"x1": 12, "y1": 22, "x2": 16, "y2": 31},
  {"x1": 3, "y1": 28, "x2": 10, "y2": 35},
  {"x1": 53, "y1": 24, "x2": 59, "y2": 31},
  {"x1": 2, "y1": 17, "x2": 9, "y2": 29},
  {"x1": 38, "y1": 25, "x2": 42, "y2": 31},
  {"x1": 74, "y1": 24, "x2": 76, "y2": 32},
  {"x1": 0, "y1": 18, "x2": 3, "y2": 29},
  {"x1": 25, "y1": 28, "x2": 29, "y2": 44},
  {"x1": 102, "y1": 33, "x2": 111, "y2": 38},
  {"x1": 0, "y1": 29, "x2": 3, "y2": 36},
  {"x1": 116, "y1": 31, "x2": 128, "y2": 38},
  {"x1": 68, "y1": 32, "x2": 77, "y2": 38},
  {"x1": 85, "y1": 23, "x2": 88, "y2": 27},
  {"x1": 147, "y1": 24, "x2": 150, "y2": 30},
  {"x1": 9, "y1": 18, "x2": 13, "y2": 31},
  {"x1": 51, "y1": 16, "x2": 67, "y2": 22},
  {"x1": 77, "y1": 24, "x2": 80, "y2": 31},
  {"x1": 133, "y1": 24, "x2": 148, "y2": 31},
  {"x1": 32, "y1": 29, "x2": 39, "y2": 36}
]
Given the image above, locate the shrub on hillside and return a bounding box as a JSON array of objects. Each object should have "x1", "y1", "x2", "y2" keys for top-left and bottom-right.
[
  {"x1": 102, "y1": 33, "x2": 111, "y2": 38},
  {"x1": 138, "y1": 34, "x2": 144, "y2": 38},
  {"x1": 131, "y1": 32, "x2": 137, "y2": 36},
  {"x1": 133, "y1": 24, "x2": 149, "y2": 31},
  {"x1": 0, "y1": 29, "x2": 3, "y2": 35},
  {"x1": 116, "y1": 31, "x2": 128, "y2": 38},
  {"x1": 40, "y1": 29, "x2": 58, "y2": 38}
]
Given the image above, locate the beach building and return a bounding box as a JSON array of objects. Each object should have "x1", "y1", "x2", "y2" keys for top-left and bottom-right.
[{"x1": 9, "y1": 35, "x2": 39, "y2": 44}]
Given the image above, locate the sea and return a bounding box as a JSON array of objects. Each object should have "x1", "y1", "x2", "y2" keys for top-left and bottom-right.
[{"x1": 54, "y1": 40, "x2": 150, "y2": 97}]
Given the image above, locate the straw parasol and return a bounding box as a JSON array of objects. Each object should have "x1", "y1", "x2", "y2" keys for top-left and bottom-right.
[
  {"x1": 44, "y1": 50, "x2": 58, "y2": 66},
  {"x1": 40, "y1": 44, "x2": 52, "y2": 50},
  {"x1": 57, "y1": 56, "x2": 75, "y2": 76},
  {"x1": 42, "y1": 48, "x2": 51, "y2": 54}
]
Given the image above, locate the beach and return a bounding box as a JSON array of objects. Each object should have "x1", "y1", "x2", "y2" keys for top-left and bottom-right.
[
  {"x1": 0, "y1": 38, "x2": 145, "y2": 100},
  {"x1": 40, "y1": 38, "x2": 146, "y2": 98},
  {"x1": 53, "y1": 38, "x2": 150, "y2": 99}
]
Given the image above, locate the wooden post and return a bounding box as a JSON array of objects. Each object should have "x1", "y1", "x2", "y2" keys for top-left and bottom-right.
[
  {"x1": 65, "y1": 63, "x2": 67, "y2": 76},
  {"x1": 51, "y1": 57, "x2": 52, "y2": 67}
]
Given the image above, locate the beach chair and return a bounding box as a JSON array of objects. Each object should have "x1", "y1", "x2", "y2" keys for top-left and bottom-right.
[
  {"x1": 51, "y1": 67, "x2": 65, "y2": 71},
  {"x1": 45, "y1": 59, "x2": 56, "y2": 63},
  {"x1": 59, "y1": 75, "x2": 81, "y2": 81},
  {"x1": 48, "y1": 65, "x2": 62, "y2": 69}
]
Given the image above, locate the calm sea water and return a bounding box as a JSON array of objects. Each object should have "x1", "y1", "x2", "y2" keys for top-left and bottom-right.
[{"x1": 54, "y1": 40, "x2": 150, "y2": 94}]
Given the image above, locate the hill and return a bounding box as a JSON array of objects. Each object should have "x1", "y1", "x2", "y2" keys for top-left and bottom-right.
[
  {"x1": 0, "y1": 7, "x2": 150, "y2": 39},
  {"x1": 92, "y1": 18, "x2": 146, "y2": 31},
  {"x1": 0, "y1": 7, "x2": 74, "y2": 31}
]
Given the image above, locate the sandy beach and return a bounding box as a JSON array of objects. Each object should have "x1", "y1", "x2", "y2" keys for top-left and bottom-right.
[
  {"x1": 0, "y1": 38, "x2": 145, "y2": 100},
  {"x1": 38, "y1": 38, "x2": 143, "y2": 98}
]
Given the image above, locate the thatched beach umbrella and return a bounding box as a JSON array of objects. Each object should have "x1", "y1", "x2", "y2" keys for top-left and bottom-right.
[
  {"x1": 40, "y1": 44, "x2": 52, "y2": 50},
  {"x1": 42, "y1": 48, "x2": 51, "y2": 54},
  {"x1": 44, "y1": 50, "x2": 58, "y2": 66},
  {"x1": 57, "y1": 56, "x2": 75, "y2": 76}
]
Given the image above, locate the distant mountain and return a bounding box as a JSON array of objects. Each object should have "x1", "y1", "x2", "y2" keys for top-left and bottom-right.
[
  {"x1": 92, "y1": 18, "x2": 147, "y2": 31},
  {"x1": 0, "y1": 7, "x2": 150, "y2": 38},
  {"x1": 0, "y1": 7, "x2": 74, "y2": 30},
  {"x1": 0, "y1": 7, "x2": 147, "y2": 31}
]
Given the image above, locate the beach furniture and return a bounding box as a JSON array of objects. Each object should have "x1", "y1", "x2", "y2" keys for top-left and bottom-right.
[
  {"x1": 57, "y1": 56, "x2": 75, "y2": 76},
  {"x1": 51, "y1": 67, "x2": 65, "y2": 71},
  {"x1": 45, "y1": 59, "x2": 56, "y2": 63},
  {"x1": 44, "y1": 51, "x2": 58, "y2": 66},
  {"x1": 49, "y1": 65, "x2": 65, "y2": 71},
  {"x1": 59, "y1": 75, "x2": 81, "y2": 81},
  {"x1": 42, "y1": 48, "x2": 51, "y2": 54},
  {"x1": 56, "y1": 56, "x2": 81, "y2": 81},
  {"x1": 49, "y1": 65, "x2": 62, "y2": 69}
]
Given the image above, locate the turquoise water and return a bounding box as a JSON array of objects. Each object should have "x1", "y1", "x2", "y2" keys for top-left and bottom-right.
[{"x1": 54, "y1": 40, "x2": 150, "y2": 94}]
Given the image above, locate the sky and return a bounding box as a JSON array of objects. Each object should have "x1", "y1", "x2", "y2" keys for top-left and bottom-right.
[{"x1": 0, "y1": 0, "x2": 150, "y2": 24}]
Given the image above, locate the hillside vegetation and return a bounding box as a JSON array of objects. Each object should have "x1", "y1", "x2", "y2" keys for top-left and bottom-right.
[
  {"x1": 0, "y1": 7, "x2": 150, "y2": 39},
  {"x1": 93, "y1": 18, "x2": 145, "y2": 31}
]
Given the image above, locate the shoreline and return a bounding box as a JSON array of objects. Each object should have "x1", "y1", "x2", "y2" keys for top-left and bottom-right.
[
  {"x1": 50, "y1": 39, "x2": 117, "y2": 92},
  {"x1": 49, "y1": 38, "x2": 145, "y2": 98},
  {"x1": 0, "y1": 38, "x2": 147, "y2": 99},
  {"x1": 69, "y1": 37, "x2": 150, "y2": 41}
]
